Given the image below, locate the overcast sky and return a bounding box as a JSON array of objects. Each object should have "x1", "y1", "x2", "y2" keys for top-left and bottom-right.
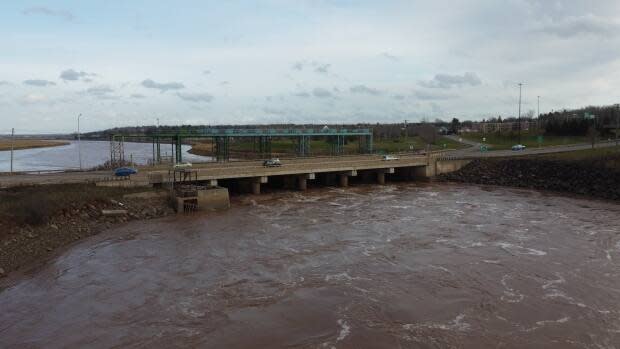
[{"x1": 1, "y1": 0, "x2": 619, "y2": 133}]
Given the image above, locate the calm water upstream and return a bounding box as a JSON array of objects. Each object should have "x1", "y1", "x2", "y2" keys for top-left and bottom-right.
[
  {"x1": 0, "y1": 140, "x2": 210, "y2": 172},
  {"x1": 1, "y1": 183, "x2": 620, "y2": 348}
]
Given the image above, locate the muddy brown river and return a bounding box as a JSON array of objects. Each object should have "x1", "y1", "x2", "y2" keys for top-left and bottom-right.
[{"x1": 1, "y1": 183, "x2": 620, "y2": 348}]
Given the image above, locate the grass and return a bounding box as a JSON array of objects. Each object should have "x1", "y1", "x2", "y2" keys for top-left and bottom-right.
[
  {"x1": 460, "y1": 132, "x2": 589, "y2": 150},
  {"x1": 0, "y1": 139, "x2": 69, "y2": 151},
  {"x1": 190, "y1": 136, "x2": 466, "y2": 157},
  {"x1": 0, "y1": 184, "x2": 144, "y2": 226},
  {"x1": 534, "y1": 145, "x2": 620, "y2": 170}
]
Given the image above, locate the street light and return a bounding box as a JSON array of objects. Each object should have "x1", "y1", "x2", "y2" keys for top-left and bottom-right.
[
  {"x1": 77, "y1": 113, "x2": 83, "y2": 170},
  {"x1": 517, "y1": 83, "x2": 523, "y2": 145}
]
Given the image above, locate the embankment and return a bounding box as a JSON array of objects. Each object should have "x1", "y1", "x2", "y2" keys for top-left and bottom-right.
[
  {"x1": 0, "y1": 184, "x2": 174, "y2": 277},
  {"x1": 0, "y1": 139, "x2": 69, "y2": 151},
  {"x1": 439, "y1": 157, "x2": 620, "y2": 201}
]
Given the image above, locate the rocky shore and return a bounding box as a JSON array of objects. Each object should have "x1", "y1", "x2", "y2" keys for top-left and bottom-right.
[
  {"x1": 0, "y1": 191, "x2": 174, "y2": 278},
  {"x1": 439, "y1": 158, "x2": 620, "y2": 201}
]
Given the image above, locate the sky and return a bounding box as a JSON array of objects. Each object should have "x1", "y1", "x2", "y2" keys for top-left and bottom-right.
[{"x1": 1, "y1": 0, "x2": 619, "y2": 134}]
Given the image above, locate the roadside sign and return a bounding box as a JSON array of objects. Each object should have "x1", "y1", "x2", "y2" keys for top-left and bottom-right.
[{"x1": 480, "y1": 144, "x2": 488, "y2": 152}]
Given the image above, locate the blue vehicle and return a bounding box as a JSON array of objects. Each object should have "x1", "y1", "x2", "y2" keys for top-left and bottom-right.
[{"x1": 114, "y1": 167, "x2": 138, "y2": 177}]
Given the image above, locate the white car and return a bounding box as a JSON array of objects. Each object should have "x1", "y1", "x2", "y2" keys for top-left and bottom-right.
[
  {"x1": 263, "y1": 158, "x2": 282, "y2": 167},
  {"x1": 173, "y1": 162, "x2": 193, "y2": 169},
  {"x1": 511, "y1": 144, "x2": 526, "y2": 151},
  {"x1": 382, "y1": 155, "x2": 400, "y2": 161}
]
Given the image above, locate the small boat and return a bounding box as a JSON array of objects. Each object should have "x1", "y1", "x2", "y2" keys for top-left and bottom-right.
[{"x1": 114, "y1": 167, "x2": 138, "y2": 177}]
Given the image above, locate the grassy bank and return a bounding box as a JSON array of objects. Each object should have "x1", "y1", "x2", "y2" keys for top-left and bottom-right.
[
  {"x1": 461, "y1": 132, "x2": 588, "y2": 150},
  {"x1": 189, "y1": 136, "x2": 466, "y2": 157},
  {"x1": 0, "y1": 139, "x2": 69, "y2": 151}
]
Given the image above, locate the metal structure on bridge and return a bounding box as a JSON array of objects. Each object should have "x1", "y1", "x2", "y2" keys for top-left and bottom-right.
[{"x1": 111, "y1": 127, "x2": 373, "y2": 164}]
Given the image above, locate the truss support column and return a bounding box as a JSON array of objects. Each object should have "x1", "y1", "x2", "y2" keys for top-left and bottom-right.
[{"x1": 175, "y1": 134, "x2": 182, "y2": 164}]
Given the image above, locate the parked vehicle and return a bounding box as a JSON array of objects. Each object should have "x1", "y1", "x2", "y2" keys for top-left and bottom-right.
[
  {"x1": 263, "y1": 158, "x2": 282, "y2": 167},
  {"x1": 511, "y1": 144, "x2": 526, "y2": 151},
  {"x1": 114, "y1": 167, "x2": 138, "y2": 177},
  {"x1": 382, "y1": 155, "x2": 400, "y2": 161}
]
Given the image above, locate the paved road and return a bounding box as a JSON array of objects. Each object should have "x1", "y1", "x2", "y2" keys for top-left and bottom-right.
[{"x1": 445, "y1": 135, "x2": 619, "y2": 158}]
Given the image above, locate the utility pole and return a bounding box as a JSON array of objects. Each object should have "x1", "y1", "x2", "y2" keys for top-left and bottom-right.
[
  {"x1": 10, "y1": 128, "x2": 14, "y2": 173},
  {"x1": 537, "y1": 96, "x2": 540, "y2": 119},
  {"x1": 616, "y1": 104, "x2": 620, "y2": 146},
  {"x1": 518, "y1": 83, "x2": 523, "y2": 145},
  {"x1": 77, "y1": 113, "x2": 83, "y2": 170}
]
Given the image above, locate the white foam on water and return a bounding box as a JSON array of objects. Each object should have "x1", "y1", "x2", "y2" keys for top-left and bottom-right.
[
  {"x1": 535, "y1": 316, "x2": 570, "y2": 326},
  {"x1": 324, "y1": 272, "x2": 369, "y2": 282},
  {"x1": 482, "y1": 259, "x2": 501, "y2": 264},
  {"x1": 542, "y1": 273, "x2": 565, "y2": 290},
  {"x1": 428, "y1": 265, "x2": 451, "y2": 273},
  {"x1": 497, "y1": 242, "x2": 547, "y2": 256},
  {"x1": 402, "y1": 314, "x2": 471, "y2": 332},
  {"x1": 336, "y1": 319, "x2": 351, "y2": 341},
  {"x1": 500, "y1": 274, "x2": 525, "y2": 303}
]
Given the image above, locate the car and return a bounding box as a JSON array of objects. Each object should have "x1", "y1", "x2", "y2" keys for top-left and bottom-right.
[
  {"x1": 382, "y1": 155, "x2": 400, "y2": 161},
  {"x1": 511, "y1": 144, "x2": 526, "y2": 151},
  {"x1": 173, "y1": 162, "x2": 192, "y2": 169},
  {"x1": 263, "y1": 158, "x2": 282, "y2": 167},
  {"x1": 114, "y1": 167, "x2": 138, "y2": 177}
]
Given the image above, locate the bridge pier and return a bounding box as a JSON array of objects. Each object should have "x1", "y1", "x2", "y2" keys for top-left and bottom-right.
[
  {"x1": 251, "y1": 176, "x2": 268, "y2": 195},
  {"x1": 297, "y1": 173, "x2": 315, "y2": 191},
  {"x1": 339, "y1": 174, "x2": 348, "y2": 187},
  {"x1": 376, "y1": 168, "x2": 394, "y2": 185}
]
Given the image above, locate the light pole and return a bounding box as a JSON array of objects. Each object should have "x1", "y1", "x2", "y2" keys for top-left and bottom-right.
[
  {"x1": 10, "y1": 128, "x2": 14, "y2": 173},
  {"x1": 77, "y1": 113, "x2": 83, "y2": 170},
  {"x1": 537, "y1": 96, "x2": 540, "y2": 119},
  {"x1": 616, "y1": 104, "x2": 619, "y2": 146},
  {"x1": 517, "y1": 83, "x2": 523, "y2": 145}
]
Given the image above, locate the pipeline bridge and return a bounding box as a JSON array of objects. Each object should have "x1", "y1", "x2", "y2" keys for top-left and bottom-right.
[{"x1": 109, "y1": 127, "x2": 374, "y2": 165}]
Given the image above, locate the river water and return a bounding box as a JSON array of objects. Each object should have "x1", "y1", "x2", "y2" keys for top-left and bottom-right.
[
  {"x1": 0, "y1": 141, "x2": 210, "y2": 172},
  {"x1": 1, "y1": 183, "x2": 620, "y2": 348}
]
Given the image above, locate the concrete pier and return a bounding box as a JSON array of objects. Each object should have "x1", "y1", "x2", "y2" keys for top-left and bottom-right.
[
  {"x1": 338, "y1": 174, "x2": 348, "y2": 187},
  {"x1": 377, "y1": 172, "x2": 385, "y2": 185}
]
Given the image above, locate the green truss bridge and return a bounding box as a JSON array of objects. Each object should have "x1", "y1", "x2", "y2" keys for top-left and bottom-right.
[{"x1": 110, "y1": 127, "x2": 374, "y2": 164}]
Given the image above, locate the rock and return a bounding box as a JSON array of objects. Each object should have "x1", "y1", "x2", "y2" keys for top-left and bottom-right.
[
  {"x1": 0, "y1": 267, "x2": 5, "y2": 277},
  {"x1": 50, "y1": 224, "x2": 59, "y2": 230},
  {"x1": 26, "y1": 232, "x2": 36, "y2": 239},
  {"x1": 101, "y1": 209, "x2": 128, "y2": 217}
]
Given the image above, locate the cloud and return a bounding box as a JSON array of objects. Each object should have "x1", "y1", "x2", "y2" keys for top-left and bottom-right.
[
  {"x1": 60, "y1": 69, "x2": 95, "y2": 82},
  {"x1": 177, "y1": 92, "x2": 214, "y2": 103},
  {"x1": 203, "y1": 70, "x2": 211, "y2": 75},
  {"x1": 538, "y1": 14, "x2": 619, "y2": 38},
  {"x1": 23, "y1": 79, "x2": 56, "y2": 87},
  {"x1": 419, "y1": 72, "x2": 481, "y2": 89},
  {"x1": 0, "y1": 81, "x2": 10, "y2": 86},
  {"x1": 349, "y1": 85, "x2": 381, "y2": 95},
  {"x1": 84, "y1": 85, "x2": 118, "y2": 99},
  {"x1": 293, "y1": 91, "x2": 310, "y2": 98},
  {"x1": 291, "y1": 61, "x2": 331, "y2": 74},
  {"x1": 380, "y1": 52, "x2": 399, "y2": 61},
  {"x1": 130, "y1": 93, "x2": 146, "y2": 99},
  {"x1": 392, "y1": 94, "x2": 405, "y2": 100},
  {"x1": 414, "y1": 90, "x2": 457, "y2": 100},
  {"x1": 19, "y1": 93, "x2": 49, "y2": 105},
  {"x1": 141, "y1": 79, "x2": 185, "y2": 92},
  {"x1": 314, "y1": 63, "x2": 330, "y2": 74},
  {"x1": 22, "y1": 6, "x2": 74, "y2": 21},
  {"x1": 312, "y1": 87, "x2": 332, "y2": 98}
]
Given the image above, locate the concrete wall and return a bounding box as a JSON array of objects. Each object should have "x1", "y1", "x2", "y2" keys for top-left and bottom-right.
[
  {"x1": 435, "y1": 159, "x2": 471, "y2": 175},
  {"x1": 197, "y1": 187, "x2": 230, "y2": 211}
]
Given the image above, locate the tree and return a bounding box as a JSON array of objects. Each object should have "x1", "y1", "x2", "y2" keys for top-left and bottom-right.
[{"x1": 450, "y1": 118, "x2": 460, "y2": 133}]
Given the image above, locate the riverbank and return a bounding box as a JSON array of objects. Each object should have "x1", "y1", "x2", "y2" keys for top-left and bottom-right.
[
  {"x1": 439, "y1": 151, "x2": 620, "y2": 201},
  {"x1": 0, "y1": 184, "x2": 174, "y2": 277},
  {"x1": 0, "y1": 139, "x2": 69, "y2": 151}
]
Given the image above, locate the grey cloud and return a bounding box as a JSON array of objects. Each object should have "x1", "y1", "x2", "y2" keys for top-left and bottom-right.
[
  {"x1": 23, "y1": 79, "x2": 56, "y2": 87},
  {"x1": 60, "y1": 69, "x2": 95, "y2": 82},
  {"x1": 219, "y1": 81, "x2": 230, "y2": 86},
  {"x1": 23, "y1": 6, "x2": 74, "y2": 21},
  {"x1": 350, "y1": 85, "x2": 381, "y2": 95},
  {"x1": 142, "y1": 79, "x2": 185, "y2": 92},
  {"x1": 392, "y1": 94, "x2": 405, "y2": 100},
  {"x1": 314, "y1": 63, "x2": 330, "y2": 74},
  {"x1": 381, "y1": 52, "x2": 399, "y2": 61},
  {"x1": 419, "y1": 72, "x2": 481, "y2": 89},
  {"x1": 0, "y1": 81, "x2": 10, "y2": 86},
  {"x1": 177, "y1": 92, "x2": 214, "y2": 103},
  {"x1": 84, "y1": 86, "x2": 118, "y2": 99},
  {"x1": 312, "y1": 88, "x2": 332, "y2": 98},
  {"x1": 539, "y1": 14, "x2": 619, "y2": 38},
  {"x1": 292, "y1": 62, "x2": 304, "y2": 71},
  {"x1": 262, "y1": 107, "x2": 288, "y2": 115},
  {"x1": 203, "y1": 70, "x2": 211, "y2": 75},
  {"x1": 293, "y1": 91, "x2": 310, "y2": 98},
  {"x1": 414, "y1": 90, "x2": 457, "y2": 100},
  {"x1": 130, "y1": 93, "x2": 146, "y2": 99}
]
